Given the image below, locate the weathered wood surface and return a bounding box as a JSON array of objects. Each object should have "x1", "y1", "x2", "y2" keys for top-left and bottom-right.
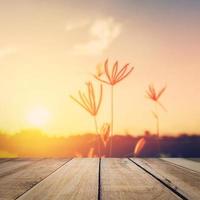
[
  {"x1": 0, "y1": 158, "x2": 199, "y2": 200},
  {"x1": 161, "y1": 158, "x2": 200, "y2": 173},
  {"x1": 17, "y1": 158, "x2": 99, "y2": 200},
  {"x1": 0, "y1": 158, "x2": 69, "y2": 200},
  {"x1": 0, "y1": 158, "x2": 13, "y2": 164},
  {"x1": 0, "y1": 158, "x2": 41, "y2": 178},
  {"x1": 149, "y1": 158, "x2": 200, "y2": 200},
  {"x1": 101, "y1": 158, "x2": 180, "y2": 200},
  {"x1": 132, "y1": 158, "x2": 200, "y2": 200}
]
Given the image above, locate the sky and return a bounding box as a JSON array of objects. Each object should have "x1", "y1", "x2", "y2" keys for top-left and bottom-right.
[{"x1": 0, "y1": 0, "x2": 200, "y2": 136}]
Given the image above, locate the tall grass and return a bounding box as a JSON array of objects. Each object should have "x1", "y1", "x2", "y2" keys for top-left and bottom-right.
[
  {"x1": 70, "y1": 81, "x2": 103, "y2": 157},
  {"x1": 71, "y1": 59, "x2": 133, "y2": 157},
  {"x1": 146, "y1": 84, "x2": 167, "y2": 154},
  {"x1": 94, "y1": 59, "x2": 134, "y2": 156},
  {"x1": 146, "y1": 84, "x2": 167, "y2": 137}
]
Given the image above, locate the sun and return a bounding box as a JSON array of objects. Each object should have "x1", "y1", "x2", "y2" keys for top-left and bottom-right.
[{"x1": 27, "y1": 107, "x2": 50, "y2": 127}]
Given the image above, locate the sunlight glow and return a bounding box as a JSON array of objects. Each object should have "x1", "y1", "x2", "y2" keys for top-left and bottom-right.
[{"x1": 26, "y1": 107, "x2": 50, "y2": 127}]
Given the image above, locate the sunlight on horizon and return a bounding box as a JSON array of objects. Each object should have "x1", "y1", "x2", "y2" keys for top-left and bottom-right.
[
  {"x1": 26, "y1": 106, "x2": 51, "y2": 128},
  {"x1": 0, "y1": 1, "x2": 200, "y2": 136}
]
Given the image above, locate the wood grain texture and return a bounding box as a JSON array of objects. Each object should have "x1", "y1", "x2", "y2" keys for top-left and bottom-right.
[
  {"x1": 0, "y1": 158, "x2": 13, "y2": 164},
  {"x1": 0, "y1": 158, "x2": 41, "y2": 178},
  {"x1": 141, "y1": 158, "x2": 200, "y2": 200},
  {"x1": 17, "y1": 158, "x2": 99, "y2": 200},
  {"x1": 101, "y1": 158, "x2": 180, "y2": 200},
  {"x1": 161, "y1": 158, "x2": 200, "y2": 173},
  {"x1": 186, "y1": 158, "x2": 200, "y2": 162},
  {"x1": 1, "y1": 158, "x2": 199, "y2": 200},
  {"x1": 0, "y1": 158, "x2": 69, "y2": 200}
]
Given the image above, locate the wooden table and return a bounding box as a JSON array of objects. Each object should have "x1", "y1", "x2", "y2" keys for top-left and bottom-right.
[{"x1": 0, "y1": 158, "x2": 199, "y2": 200}]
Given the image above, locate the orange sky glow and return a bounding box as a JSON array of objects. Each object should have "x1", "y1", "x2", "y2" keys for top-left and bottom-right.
[{"x1": 0, "y1": 0, "x2": 200, "y2": 136}]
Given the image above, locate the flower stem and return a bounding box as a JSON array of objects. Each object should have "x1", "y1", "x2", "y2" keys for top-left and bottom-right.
[
  {"x1": 156, "y1": 116, "x2": 159, "y2": 138},
  {"x1": 155, "y1": 102, "x2": 160, "y2": 155},
  {"x1": 109, "y1": 85, "x2": 114, "y2": 157},
  {"x1": 155, "y1": 102, "x2": 159, "y2": 137},
  {"x1": 94, "y1": 116, "x2": 101, "y2": 157}
]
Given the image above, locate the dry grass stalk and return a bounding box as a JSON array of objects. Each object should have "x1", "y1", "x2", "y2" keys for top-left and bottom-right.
[
  {"x1": 70, "y1": 82, "x2": 103, "y2": 116},
  {"x1": 146, "y1": 84, "x2": 167, "y2": 155},
  {"x1": 70, "y1": 81, "x2": 103, "y2": 157},
  {"x1": 100, "y1": 123, "x2": 110, "y2": 147},
  {"x1": 134, "y1": 138, "x2": 146, "y2": 157},
  {"x1": 146, "y1": 84, "x2": 167, "y2": 137},
  {"x1": 95, "y1": 59, "x2": 134, "y2": 157}
]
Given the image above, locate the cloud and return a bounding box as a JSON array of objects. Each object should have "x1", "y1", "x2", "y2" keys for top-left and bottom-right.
[
  {"x1": 68, "y1": 17, "x2": 122, "y2": 56},
  {"x1": 0, "y1": 47, "x2": 17, "y2": 59}
]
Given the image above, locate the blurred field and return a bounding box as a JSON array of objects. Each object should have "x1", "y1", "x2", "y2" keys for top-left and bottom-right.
[{"x1": 0, "y1": 129, "x2": 200, "y2": 157}]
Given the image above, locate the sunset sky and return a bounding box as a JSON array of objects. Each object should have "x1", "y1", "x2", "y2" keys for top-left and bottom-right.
[{"x1": 0, "y1": 0, "x2": 200, "y2": 136}]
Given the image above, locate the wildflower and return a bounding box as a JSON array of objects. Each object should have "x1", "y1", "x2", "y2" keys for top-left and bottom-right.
[
  {"x1": 94, "y1": 59, "x2": 134, "y2": 85},
  {"x1": 146, "y1": 84, "x2": 167, "y2": 111},
  {"x1": 70, "y1": 82, "x2": 103, "y2": 116},
  {"x1": 70, "y1": 81, "x2": 103, "y2": 157},
  {"x1": 146, "y1": 84, "x2": 167, "y2": 152},
  {"x1": 94, "y1": 59, "x2": 134, "y2": 157},
  {"x1": 100, "y1": 123, "x2": 110, "y2": 147},
  {"x1": 134, "y1": 138, "x2": 146, "y2": 157}
]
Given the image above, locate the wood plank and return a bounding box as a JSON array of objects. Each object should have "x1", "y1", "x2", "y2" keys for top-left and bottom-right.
[
  {"x1": 17, "y1": 158, "x2": 99, "y2": 200},
  {"x1": 137, "y1": 158, "x2": 200, "y2": 200},
  {"x1": 186, "y1": 158, "x2": 200, "y2": 162},
  {"x1": 161, "y1": 158, "x2": 200, "y2": 173},
  {"x1": 0, "y1": 158, "x2": 42, "y2": 178},
  {"x1": 0, "y1": 158, "x2": 12, "y2": 164},
  {"x1": 0, "y1": 158, "x2": 70, "y2": 200},
  {"x1": 101, "y1": 158, "x2": 180, "y2": 200}
]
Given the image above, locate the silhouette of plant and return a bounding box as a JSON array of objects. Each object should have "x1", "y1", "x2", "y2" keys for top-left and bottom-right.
[
  {"x1": 100, "y1": 122, "x2": 110, "y2": 147},
  {"x1": 146, "y1": 84, "x2": 167, "y2": 155},
  {"x1": 94, "y1": 59, "x2": 134, "y2": 156},
  {"x1": 70, "y1": 82, "x2": 103, "y2": 116},
  {"x1": 134, "y1": 138, "x2": 146, "y2": 157},
  {"x1": 70, "y1": 81, "x2": 103, "y2": 157},
  {"x1": 146, "y1": 84, "x2": 167, "y2": 112},
  {"x1": 94, "y1": 59, "x2": 134, "y2": 85}
]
